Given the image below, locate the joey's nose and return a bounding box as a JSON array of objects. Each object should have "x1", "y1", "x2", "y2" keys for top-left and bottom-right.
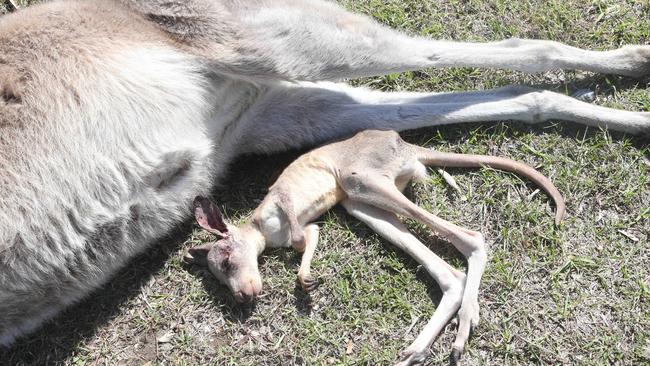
[{"x1": 234, "y1": 278, "x2": 262, "y2": 303}]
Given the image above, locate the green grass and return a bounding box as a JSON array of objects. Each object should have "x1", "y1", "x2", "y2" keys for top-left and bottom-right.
[{"x1": 1, "y1": 0, "x2": 649, "y2": 365}]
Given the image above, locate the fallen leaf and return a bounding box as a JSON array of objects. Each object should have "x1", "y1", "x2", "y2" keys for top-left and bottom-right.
[
  {"x1": 618, "y1": 230, "x2": 639, "y2": 242},
  {"x1": 157, "y1": 331, "x2": 174, "y2": 344},
  {"x1": 346, "y1": 339, "x2": 354, "y2": 355}
]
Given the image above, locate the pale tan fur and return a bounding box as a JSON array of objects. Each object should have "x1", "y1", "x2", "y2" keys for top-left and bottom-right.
[
  {"x1": 1, "y1": 1, "x2": 647, "y2": 365},
  {"x1": 188, "y1": 130, "x2": 565, "y2": 364}
]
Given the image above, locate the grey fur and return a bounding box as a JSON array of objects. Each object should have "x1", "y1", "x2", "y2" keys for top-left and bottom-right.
[{"x1": 0, "y1": 0, "x2": 648, "y2": 347}]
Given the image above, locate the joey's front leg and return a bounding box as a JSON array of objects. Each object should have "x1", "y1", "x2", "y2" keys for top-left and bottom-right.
[{"x1": 295, "y1": 224, "x2": 320, "y2": 292}]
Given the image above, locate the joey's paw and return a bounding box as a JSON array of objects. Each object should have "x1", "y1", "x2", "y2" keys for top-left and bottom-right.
[
  {"x1": 395, "y1": 347, "x2": 428, "y2": 366},
  {"x1": 299, "y1": 275, "x2": 319, "y2": 292}
]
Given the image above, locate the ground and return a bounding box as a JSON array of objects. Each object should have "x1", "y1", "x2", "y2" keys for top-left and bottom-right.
[{"x1": 1, "y1": 0, "x2": 649, "y2": 365}]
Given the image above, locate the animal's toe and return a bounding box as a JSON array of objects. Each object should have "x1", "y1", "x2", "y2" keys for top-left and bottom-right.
[
  {"x1": 469, "y1": 304, "x2": 480, "y2": 329},
  {"x1": 470, "y1": 314, "x2": 480, "y2": 330},
  {"x1": 300, "y1": 276, "x2": 319, "y2": 292}
]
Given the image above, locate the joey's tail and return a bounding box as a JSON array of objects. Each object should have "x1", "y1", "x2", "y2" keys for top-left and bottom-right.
[{"x1": 415, "y1": 146, "x2": 566, "y2": 225}]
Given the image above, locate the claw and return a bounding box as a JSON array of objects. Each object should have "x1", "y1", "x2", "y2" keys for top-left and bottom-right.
[{"x1": 299, "y1": 275, "x2": 319, "y2": 292}]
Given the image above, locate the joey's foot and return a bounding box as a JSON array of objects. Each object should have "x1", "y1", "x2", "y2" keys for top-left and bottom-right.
[
  {"x1": 395, "y1": 347, "x2": 428, "y2": 366},
  {"x1": 299, "y1": 275, "x2": 319, "y2": 292},
  {"x1": 449, "y1": 300, "x2": 480, "y2": 365}
]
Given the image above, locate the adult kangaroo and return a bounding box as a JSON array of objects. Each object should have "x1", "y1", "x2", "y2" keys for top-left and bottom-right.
[{"x1": 0, "y1": 0, "x2": 648, "y2": 363}]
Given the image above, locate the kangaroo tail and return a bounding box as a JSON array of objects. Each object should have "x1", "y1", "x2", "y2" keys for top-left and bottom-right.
[{"x1": 414, "y1": 146, "x2": 566, "y2": 225}]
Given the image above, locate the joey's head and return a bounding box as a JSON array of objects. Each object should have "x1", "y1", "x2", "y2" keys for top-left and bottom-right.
[{"x1": 185, "y1": 196, "x2": 262, "y2": 303}]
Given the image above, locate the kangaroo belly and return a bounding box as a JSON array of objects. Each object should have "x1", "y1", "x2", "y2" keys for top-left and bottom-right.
[
  {"x1": 0, "y1": 31, "x2": 232, "y2": 344},
  {"x1": 273, "y1": 155, "x2": 346, "y2": 225}
]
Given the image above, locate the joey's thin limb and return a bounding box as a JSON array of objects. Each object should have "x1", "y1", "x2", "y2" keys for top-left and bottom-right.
[
  {"x1": 274, "y1": 188, "x2": 306, "y2": 251},
  {"x1": 297, "y1": 224, "x2": 320, "y2": 292},
  {"x1": 341, "y1": 175, "x2": 487, "y2": 363},
  {"x1": 342, "y1": 200, "x2": 465, "y2": 366}
]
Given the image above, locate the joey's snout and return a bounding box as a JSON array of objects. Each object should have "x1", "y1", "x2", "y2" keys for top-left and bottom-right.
[
  {"x1": 190, "y1": 195, "x2": 265, "y2": 303},
  {"x1": 232, "y1": 276, "x2": 263, "y2": 303}
]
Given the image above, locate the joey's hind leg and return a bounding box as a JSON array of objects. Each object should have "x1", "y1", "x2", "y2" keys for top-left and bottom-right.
[
  {"x1": 341, "y1": 174, "x2": 487, "y2": 363},
  {"x1": 342, "y1": 200, "x2": 466, "y2": 366},
  {"x1": 295, "y1": 224, "x2": 320, "y2": 292}
]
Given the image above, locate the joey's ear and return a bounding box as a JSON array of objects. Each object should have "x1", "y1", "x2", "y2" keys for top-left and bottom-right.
[
  {"x1": 193, "y1": 196, "x2": 229, "y2": 238},
  {"x1": 185, "y1": 242, "x2": 216, "y2": 266}
]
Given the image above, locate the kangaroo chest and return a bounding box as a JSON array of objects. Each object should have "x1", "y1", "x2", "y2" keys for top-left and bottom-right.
[{"x1": 256, "y1": 156, "x2": 345, "y2": 247}]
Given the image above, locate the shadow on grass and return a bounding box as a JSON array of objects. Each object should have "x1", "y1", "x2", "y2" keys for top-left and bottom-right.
[
  {"x1": 0, "y1": 224, "x2": 193, "y2": 365},
  {"x1": 293, "y1": 283, "x2": 315, "y2": 316},
  {"x1": 1, "y1": 107, "x2": 647, "y2": 365},
  {"x1": 0, "y1": 225, "x2": 258, "y2": 366},
  {"x1": 0, "y1": 152, "x2": 294, "y2": 365},
  {"x1": 183, "y1": 263, "x2": 258, "y2": 322},
  {"x1": 402, "y1": 120, "x2": 649, "y2": 151}
]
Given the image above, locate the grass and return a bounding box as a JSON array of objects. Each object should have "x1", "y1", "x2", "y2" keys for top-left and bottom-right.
[{"x1": 1, "y1": 0, "x2": 649, "y2": 365}]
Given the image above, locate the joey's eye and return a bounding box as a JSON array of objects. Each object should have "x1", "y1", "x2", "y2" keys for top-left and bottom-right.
[{"x1": 220, "y1": 257, "x2": 234, "y2": 273}]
